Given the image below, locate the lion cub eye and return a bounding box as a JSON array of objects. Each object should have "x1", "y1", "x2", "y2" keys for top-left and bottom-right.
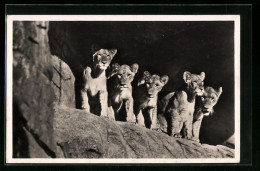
[
  {"x1": 155, "y1": 83, "x2": 160, "y2": 87},
  {"x1": 97, "y1": 55, "x2": 101, "y2": 60},
  {"x1": 128, "y1": 74, "x2": 131, "y2": 77}
]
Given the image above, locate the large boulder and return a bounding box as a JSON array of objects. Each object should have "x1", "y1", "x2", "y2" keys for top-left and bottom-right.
[
  {"x1": 12, "y1": 21, "x2": 75, "y2": 158},
  {"x1": 54, "y1": 105, "x2": 234, "y2": 158},
  {"x1": 13, "y1": 21, "x2": 57, "y2": 158}
]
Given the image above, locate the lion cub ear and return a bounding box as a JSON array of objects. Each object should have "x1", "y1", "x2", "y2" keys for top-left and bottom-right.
[
  {"x1": 218, "y1": 87, "x2": 223, "y2": 95},
  {"x1": 183, "y1": 71, "x2": 191, "y2": 83},
  {"x1": 137, "y1": 71, "x2": 150, "y2": 86},
  {"x1": 91, "y1": 44, "x2": 101, "y2": 53},
  {"x1": 137, "y1": 78, "x2": 145, "y2": 86},
  {"x1": 143, "y1": 71, "x2": 151, "y2": 78},
  {"x1": 109, "y1": 49, "x2": 117, "y2": 57},
  {"x1": 160, "y1": 75, "x2": 169, "y2": 86},
  {"x1": 200, "y1": 72, "x2": 205, "y2": 81},
  {"x1": 108, "y1": 63, "x2": 120, "y2": 79},
  {"x1": 112, "y1": 63, "x2": 120, "y2": 71},
  {"x1": 131, "y1": 63, "x2": 139, "y2": 74}
]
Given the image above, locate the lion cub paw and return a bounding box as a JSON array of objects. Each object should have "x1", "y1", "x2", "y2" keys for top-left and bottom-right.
[
  {"x1": 136, "y1": 122, "x2": 146, "y2": 127},
  {"x1": 107, "y1": 115, "x2": 115, "y2": 121},
  {"x1": 151, "y1": 127, "x2": 160, "y2": 131},
  {"x1": 186, "y1": 136, "x2": 194, "y2": 140},
  {"x1": 100, "y1": 115, "x2": 114, "y2": 121},
  {"x1": 126, "y1": 116, "x2": 136, "y2": 123},
  {"x1": 189, "y1": 136, "x2": 200, "y2": 142},
  {"x1": 82, "y1": 107, "x2": 90, "y2": 113},
  {"x1": 172, "y1": 133, "x2": 182, "y2": 138}
]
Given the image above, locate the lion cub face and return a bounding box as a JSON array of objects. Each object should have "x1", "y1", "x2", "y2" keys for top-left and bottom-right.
[
  {"x1": 198, "y1": 86, "x2": 223, "y2": 116},
  {"x1": 183, "y1": 71, "x2": 205, "y2": 96},
  {"x1": 138, "y1": 71, "x2": 169, "y2": 98},
  {"x1": 109, "y1": 63, "x2": 139, "y2": 90},
  {"x1": 92, "y1": 47, "x2": 117, "y2": 70}
]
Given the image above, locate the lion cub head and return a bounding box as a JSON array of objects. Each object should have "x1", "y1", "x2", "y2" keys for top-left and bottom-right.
[
  {"x1": 92, "y1": 45, "x2": 117, "y2": 70},
  {"x1": 137, "y1": 71, "x2": 169, "y2": 98},
  {"x1": 197, "y1": 86, "x2": 223, "y2": 116},
  {"x1": 108, "y1": 63, "x2": 139, "y2": 90},
  {"x1": 183, "y1": 71, "x2": 205, "y2": 96}
]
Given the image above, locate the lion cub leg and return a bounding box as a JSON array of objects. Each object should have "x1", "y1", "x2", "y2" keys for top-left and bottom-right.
[
  {"x1": 99, "y1": 90, "x2": 112, "y2": 119},
  {"x1": 183, "y1": 116, "x2": 193, "y2": 139},
  {"x1": 150, "y1": 107, "x2": 159, "y2": 130},
  {"x1": 169, "y1": 111, "x2": 183, "y2": 138},
  {"x1": 136, "y1": 109, "x2": 145, "y2": 127},
  {"x1": 192, "y1": 114, "x2": 204, "y2": 142},
  {"x1": 125, "y1": 97, "x2": 136, "y2": 123},
  {"x1": 171, "y1": 120, "x2": 183, "y2": 138},
  {"x1": 107, "y1": 101, "x2": 115, "y2": 121},
  {"x1": 80, "y1": 89, "x2": 90, "y2": 113},
  {"x1": 192, "y1": 120, "x2": 202, "y2": 142}
]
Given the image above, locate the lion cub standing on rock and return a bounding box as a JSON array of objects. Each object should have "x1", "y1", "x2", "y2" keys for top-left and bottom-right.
[
  {"x1": 134, "y1": 71, "x2": 169, "y2": 129},
  {"x1": 163, "y1": 71, "x2": 205, "y2": 139},
  {"x1": 80, "y1": 45, "x2": 117, "y2": 120},
  {"x1": 107, "y1": 63, "x2": 139, "y2": 122},
  {"x1": 192, "y1": 86, "x2": 222, "y2": 142}
]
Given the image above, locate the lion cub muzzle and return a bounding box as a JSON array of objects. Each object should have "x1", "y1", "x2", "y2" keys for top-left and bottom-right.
[
  {"x1": 199, "y1": 86, "x2": 223, "y2": 115},
  {"x1": 117, "y1": 76, "x2": 129, "y2": 89},
  {"x1": 146, "y1": 84, "x2": 160, "y2": 98}
]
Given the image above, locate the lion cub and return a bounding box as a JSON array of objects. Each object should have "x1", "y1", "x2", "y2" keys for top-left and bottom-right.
[
  {"x1": 164, "y1": 71, "x2": 205, "y2": 139},
  {"x1": 107, "y1": 63, "x2": 139, "y2": 122},
  {"x1": 134, "y1": 71, "x2": 169, "y2": 129},
  {"x1": 192, "y1": 86, "x2": 222, "y2": 142},
  {"x1": 80, "y1": 45, "x2": 117, "y2": 120}
]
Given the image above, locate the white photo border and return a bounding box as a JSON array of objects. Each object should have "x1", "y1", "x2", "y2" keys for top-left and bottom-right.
[{"x1": 6, "y1": 15, "x2": 240, "y2": 164}]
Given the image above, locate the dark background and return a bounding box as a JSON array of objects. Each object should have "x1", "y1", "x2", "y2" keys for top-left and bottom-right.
[{"x1": 48, "y1": 21, "x2": 234, "y2": 145}]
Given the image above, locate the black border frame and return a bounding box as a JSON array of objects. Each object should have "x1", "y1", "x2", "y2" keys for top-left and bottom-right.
[{"x1": 3, "y1": 3, "x2": 254, "y2": 171}]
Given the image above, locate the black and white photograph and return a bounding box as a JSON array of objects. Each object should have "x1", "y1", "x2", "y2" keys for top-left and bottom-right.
[{"x1": 6, "y1": 15, "x2": 240, "y2": 163}]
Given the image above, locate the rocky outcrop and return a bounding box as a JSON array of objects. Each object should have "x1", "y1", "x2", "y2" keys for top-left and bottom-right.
[
  {"x1": 54, "y1": 105, "x2": 234, "y2": 158},
  {"x1": 13, "y1": 21, "x2": 75, "y2": 158},
  {"x1": 13, "y1": 21, "x2": 57, "y2": 158}
]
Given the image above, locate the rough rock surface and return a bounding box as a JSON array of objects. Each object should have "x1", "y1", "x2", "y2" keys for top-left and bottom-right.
[
  {"x1": 54, "y1": 105, "x2": 234, "y2": 158},
  {"x1": 13, "y1": 21, "x2": 57, "y2": 157},
  {"x1": 51, "y1": 55, "x2": 75, "y2": 108},
  {"x1": 12, "y1": 21, "x2": 75, "y2": 158}
]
